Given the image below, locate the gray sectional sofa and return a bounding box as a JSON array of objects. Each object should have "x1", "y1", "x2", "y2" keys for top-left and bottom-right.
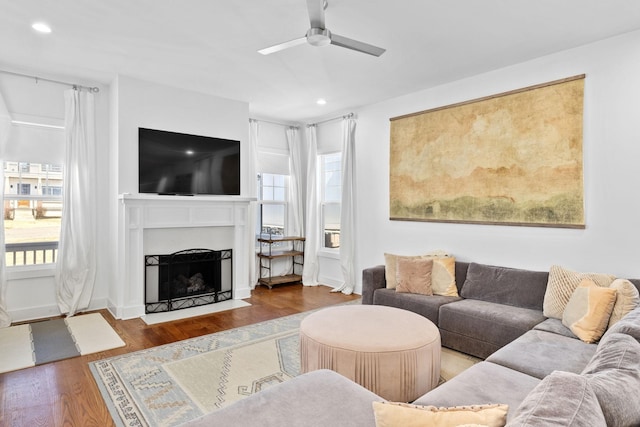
[
  {"x1": 183, "y1": 261, "x2": 640, "y2": 426},
  {"x1": 363, "y1": 262, "x2": 551, "y2": 359}
]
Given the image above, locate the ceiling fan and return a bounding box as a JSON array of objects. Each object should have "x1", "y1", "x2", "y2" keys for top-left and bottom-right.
[{"x1": 258, "y1": 0, "x2": 386, "y2": 57}]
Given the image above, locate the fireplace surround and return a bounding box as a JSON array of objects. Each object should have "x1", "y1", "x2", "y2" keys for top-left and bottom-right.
[{"x1": 112, "y1": 194, "x2": 254, "y2": 320}]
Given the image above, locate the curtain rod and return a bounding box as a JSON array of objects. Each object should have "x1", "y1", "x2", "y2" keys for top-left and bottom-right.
[
  {"x1": 249, "y1": 118, "x2": 299, "y2": 129},
  {"x1": 308, "y1": 112, "x2": 354, "y2": 127},
  {"x1": 251, "y1": 112, "x2": 354, "y2": 129},
  {"x1": 0, "y1": 69, "x2": 100, "y2": 93}
]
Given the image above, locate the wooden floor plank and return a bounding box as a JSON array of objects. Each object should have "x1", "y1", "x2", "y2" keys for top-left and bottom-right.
[{"x1": 0, "y1": 284, "x2": 359, "y2": 427}]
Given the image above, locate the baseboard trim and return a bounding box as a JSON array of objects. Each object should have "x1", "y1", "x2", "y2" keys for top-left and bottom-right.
[
  {"x1": 318, "y1": 275, "x2": 342, "y2": 289},
  {"x1": 9, "y1": 298, "x2": 109, "y2": 324}
]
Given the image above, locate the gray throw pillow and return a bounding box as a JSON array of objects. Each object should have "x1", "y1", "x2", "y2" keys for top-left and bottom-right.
[
  {"x1": 507, "y1": 370, "x2": 606, "y2": 426},
  {"x1": 460, "y1": 263, "x2": 548, "y2": 311},
  {"x1": 581, "y1": 333, "x2": 640, "y2": 427},
  {"x1": 600, "y1": 306, "x2": 640, "y2": 347}
]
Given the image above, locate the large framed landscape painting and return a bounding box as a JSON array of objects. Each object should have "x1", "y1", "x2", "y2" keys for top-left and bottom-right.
[{"x1": 389, "y1": 75, "x2": 585, "y2": 228}]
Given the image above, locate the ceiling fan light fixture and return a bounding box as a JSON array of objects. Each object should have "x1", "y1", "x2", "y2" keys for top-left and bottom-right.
[
  {"x1": 257, "y1": 0, "x2": 385, "y2": 57},
  {"x1": 306, "y1": 28, "x2": 331, "y2": 47}
]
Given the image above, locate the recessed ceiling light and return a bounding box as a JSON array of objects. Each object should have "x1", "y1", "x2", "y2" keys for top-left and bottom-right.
[
  {"x1": 32, "y1": 22, "x2": 52, "y2": 34},
  {"x1": 316, "y1": 98, "x2": 327, "y2": 105},
  {"x1": 185, "y1": 150, "x2": 194, "y2": 155}
]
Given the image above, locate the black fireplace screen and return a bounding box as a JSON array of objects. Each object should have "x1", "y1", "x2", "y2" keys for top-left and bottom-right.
[{"x1": 145, "y1": 248, "x2": 232, "y2": 313}]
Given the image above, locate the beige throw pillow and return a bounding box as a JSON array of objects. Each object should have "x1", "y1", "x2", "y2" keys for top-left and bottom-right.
[
  {"x1": 384, "y1": 252, "x2": 458, "y2": 296},
  {"x1": 424, "y1": 255, "x2": 458, "y2": 297},
  {"x1": 562, "y1": 279, "x2": 617, "y2": 343},
  {"x1": 372, "y1": 401, "x2": 508, "y2": 427},
  {"x1": 607, "y1": 279, "x2": 640, "y2": 328},
  {"x1": 395, "y1": 258, "x2": 433, "y2": 295},
  {"x1": 384, "y1": 253, "x2": 421, "y2": 289},
  {"x1": 543, "y1": 265, "x2": 616, "y2": 319}
]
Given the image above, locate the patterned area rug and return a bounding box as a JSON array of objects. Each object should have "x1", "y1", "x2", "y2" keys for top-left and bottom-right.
[{"x1": 91, "y1": 306, "x2": 480, "y2": 427}]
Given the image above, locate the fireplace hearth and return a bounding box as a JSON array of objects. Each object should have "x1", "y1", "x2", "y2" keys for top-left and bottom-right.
[{"x1": 144, "y1": 248, "x2": 232, "y2": 313}]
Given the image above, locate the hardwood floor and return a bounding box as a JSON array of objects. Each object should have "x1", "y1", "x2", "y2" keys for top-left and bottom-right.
[{"x1": 0, "y1": 284, "x2": 360, "y2": 427}]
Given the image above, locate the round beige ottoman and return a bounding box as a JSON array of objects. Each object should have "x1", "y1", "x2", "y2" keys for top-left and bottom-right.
[{"x1": 299, "y1": 305, "x2": 441, "y2": 402}]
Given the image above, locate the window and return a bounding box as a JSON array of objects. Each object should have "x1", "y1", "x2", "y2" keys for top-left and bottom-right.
[
  {"x1": 257, "y1": 173, "x2": 288, "y2": 239},
  {"x1": 4, "y1": 161, "x2": 63, "y2": 267},
  {"x1": 320, "y1": 153, "x2": 341, "y2": 249},
  {"x1": 17, "y1": 183, "x2": 30, "y2": 195}
]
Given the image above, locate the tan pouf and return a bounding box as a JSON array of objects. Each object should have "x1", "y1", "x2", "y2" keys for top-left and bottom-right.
[{"x1": 300, "y1": 305, "x2": 441, "y2": 402}]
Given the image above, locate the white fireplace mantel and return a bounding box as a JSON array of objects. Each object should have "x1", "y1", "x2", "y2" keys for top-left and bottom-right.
[{"x1": 110, "y1": 193, "x2": 255, "y2": 319}]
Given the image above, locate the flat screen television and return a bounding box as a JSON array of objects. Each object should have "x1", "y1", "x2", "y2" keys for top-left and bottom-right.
[{"x1": 138, "y1": 127, "x2": 241, "y2": 195}]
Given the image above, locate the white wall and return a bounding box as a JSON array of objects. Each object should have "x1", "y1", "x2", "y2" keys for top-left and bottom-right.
[
  {"x1": 109, "y1": 75, "x2": 250, "y2": 315},
  {"x1": 0, "y1": 72, "x2": 111, "y2": 321},
  {"x1": 112, "y1": 75, "x2": 249, "y2": 196},
  {"x1": 352, "y1": 30, "x2": 640, "y2": 294}
]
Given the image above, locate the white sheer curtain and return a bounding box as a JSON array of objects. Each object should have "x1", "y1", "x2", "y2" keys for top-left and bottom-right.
[
  {"x1": 286, "y1": 126, "x2": 303, "y2": 237},
  {"x1": 0, "y1": 90, "x2": 11, "y2": 327},
  {"x1": 333, "y1": 117, "x2": 357, "y2": 294},
  {"x1": 55, "y1": 88, "x2": 97, "y2": 316},
  {"x1": 302, "y1": 125, "x2": 319, "y2": 286},
  {"x1": 248, "y1": 119, "x2": 259, "y2": 289}
]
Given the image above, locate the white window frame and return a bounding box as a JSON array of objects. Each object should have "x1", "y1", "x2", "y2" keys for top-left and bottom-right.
[
  {"x1": 2, "y1": 113, "x2": 65, "y2": 281},
  {"x1": 257, "y1": 172, "x2": 289, "y2": 243},
  {"x1": 4, "y1": 161, "x2": 63, "y2": 279},
  {"x1": 319, "y1": 152, "x2": 341, "y2": 254}
]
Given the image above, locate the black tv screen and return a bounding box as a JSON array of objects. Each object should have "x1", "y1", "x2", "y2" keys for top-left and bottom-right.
[{"x1": 138, "y1": 128, "x2": 240, "y2": 195}]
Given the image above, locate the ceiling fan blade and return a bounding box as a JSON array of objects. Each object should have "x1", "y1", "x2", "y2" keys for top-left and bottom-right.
[
  {"x1": 306, "y1": 0, "x2": 326, "y2": 29},
  {"x1": 258, "y1": 37, "x2": 307, "y2": 55},
  {"x1": 330, "y1": 33, "x2": 386, "y2": 57}
]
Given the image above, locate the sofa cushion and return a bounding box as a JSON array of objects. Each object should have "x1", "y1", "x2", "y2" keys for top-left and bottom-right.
[
  {"x1": 460, "y1": 263, "x2": 548, "y2": 311},
  {"x1": 439, "y1": 299, "x2": 546, "y2": 359},
  {"x1": 486, "y1": 330, "x2": 596, "y2": 380},
  {"x1": 181, "y1": 369, "x2": 382, "y2": 427},
  {"x1": 507, "y1": 370, "x2": 606, "y2": 427},
  {"x1": 440, "y1": 329, "x2": 503, "y2": 361},
  {"x1": 608, "y1": 278, "x2": 640, "y2": 327},
  {"x1": 454, "y1": 261, "x2": 471, "y2": 294},
  {"x1": 543, "y1": 265, "x2": 615, "y2": 319},
  {"x1": 414, "y1": 362, "x2": 540, "y2": 421},
  {"x1": 581, "y1": 333, "x2": 640, "y2": 427},
  {"x1": 385, "y1": 253, "x2": 458, "y2": 296},
  {"x1": 372, "y1": 401, "x2": 508, "y2": 427},
  {"x1": 428, "y1": 255, "x2": 458, "y2": 296},
  {"x1": 532, "y1": 318, "x2": 577, "y2": 339},
  {"x1": 395, "y1": 257, "x2": 433, "y2": 295},
  {"x1": 384, "y1": 253, "x2": 421, "y2": 289},
  {"x1": 561, "y1": 279, "x2": 617, "y2": 343},
  {"x1": 600, "y1": 305, "x2": 640, "y2": 345},
  {"x1": 373, "y1": 288, "x2": 461, "y2": 325}
]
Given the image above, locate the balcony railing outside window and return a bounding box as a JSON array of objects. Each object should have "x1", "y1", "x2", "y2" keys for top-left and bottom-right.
[
  {"x1": 5, "y1": 241, "x2": 58, "y2": 266},
  {"x1": 4, "y1": 161, "x2": 63, "y2": 267}
]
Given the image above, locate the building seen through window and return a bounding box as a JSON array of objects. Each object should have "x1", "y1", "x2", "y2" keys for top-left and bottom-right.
[
  {"x1": 257, "y1": 173, "x2": 288, "y2": 242},
  {"x1": 3, "y1": 161, "x2": 63, "y2": 266},
  {"x1": 321, "y1": 153, "x2": 341, "y2": 249}
]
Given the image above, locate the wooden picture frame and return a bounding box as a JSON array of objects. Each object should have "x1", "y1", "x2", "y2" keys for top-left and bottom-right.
[{"x1": 389, "y1": 75, "x2": 585, "y2": 228}]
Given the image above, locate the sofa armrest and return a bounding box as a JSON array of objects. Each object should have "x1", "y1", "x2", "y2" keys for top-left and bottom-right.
[
  {"x1": 362, "y1": 265, "x2": 386, "y2": 305},
  {"x1": 181, "y1": 369, "x2": 382, "y2": 427}
]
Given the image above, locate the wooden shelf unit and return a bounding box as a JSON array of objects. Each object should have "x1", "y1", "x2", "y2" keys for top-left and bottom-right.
[{"x1": 257, "y1": 236, "x2": 305, "y2": 289}]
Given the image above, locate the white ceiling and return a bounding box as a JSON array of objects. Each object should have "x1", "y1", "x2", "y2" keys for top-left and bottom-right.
[{"x1": 2, "y1": 0, "x2": 640, "y2": 123}]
